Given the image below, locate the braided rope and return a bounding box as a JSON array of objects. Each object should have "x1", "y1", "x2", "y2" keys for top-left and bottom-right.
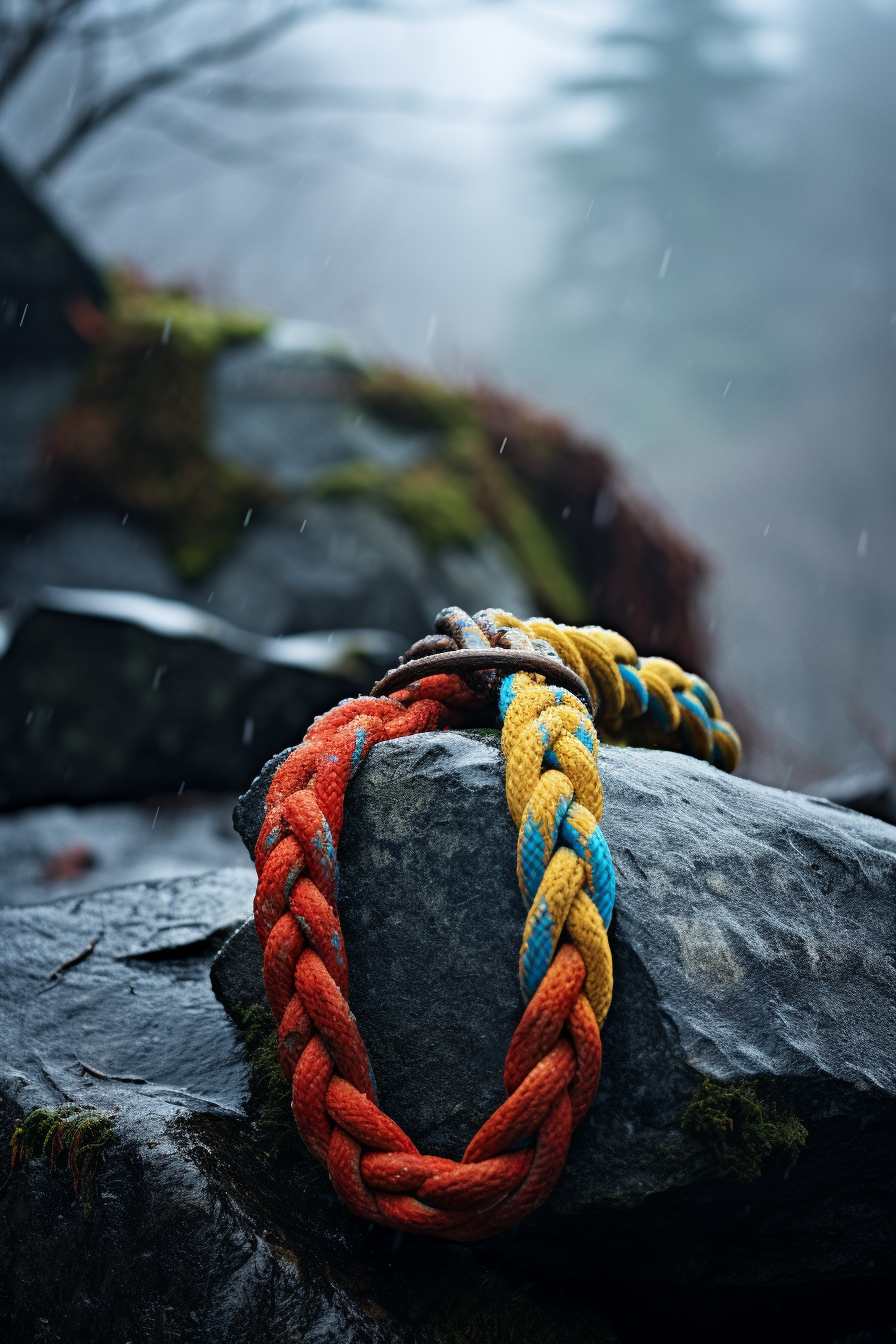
[
  {"x1": 252, "y1": 608, "x2": 740, "y2": 1238},
  {"x1": 481, "y1": 609, "x2": 741, "y2": 772}
]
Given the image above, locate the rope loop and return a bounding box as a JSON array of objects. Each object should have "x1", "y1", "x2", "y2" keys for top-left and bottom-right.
[{"x1": 252, "y1": 606, "x2": 740, "y2": 1238}]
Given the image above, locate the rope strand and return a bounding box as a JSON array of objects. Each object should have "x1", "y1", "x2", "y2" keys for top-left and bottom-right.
[{"x1": 253, "y1": 607, "x2": 740, "y2": 1238}]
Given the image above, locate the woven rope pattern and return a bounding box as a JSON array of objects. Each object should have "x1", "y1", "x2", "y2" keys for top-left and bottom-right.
[{"x1": 252, "y1": 607, "x2": 740, "y2": 1238}]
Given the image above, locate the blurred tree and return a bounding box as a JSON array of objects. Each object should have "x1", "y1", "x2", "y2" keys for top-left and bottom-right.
[
  {"x1": 0, "y1": 0, "x2": 387, "y2": 179},
  {"x1": 528, "y1": 0, "x2": 896, "y2": 442},
  {"x1": 529, "y1": 0, "x2": 788, "y2": 438}
]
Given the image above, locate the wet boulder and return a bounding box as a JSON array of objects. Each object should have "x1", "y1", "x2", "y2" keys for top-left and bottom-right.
[
  {"x1": 0, "y1": 794, "x2": 252, "y2": 909},
  {"x1": 2, "y1": 736, "x2": 894, "y2": 1341},
  {"x1": 0, "y1": 607, "x2": 359, "y2": 808},
  {"x1": 0, "y1": 865, "x2": 625, "y2": 1344},
  {"x1": 0, "y1": 871, "x2": 420, "y2": 1342},
  {"x1": 222, "y1": 732, "x2": 896, "y2": 1289}
]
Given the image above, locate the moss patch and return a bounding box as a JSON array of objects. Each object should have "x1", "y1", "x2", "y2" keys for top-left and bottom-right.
[
  {"x1": 358, "y1": 368, "x2": 472, "y2": 434},
  {"x1": 317, "y1": 457, "x2": 489, "y2": 552},
  {"x1": 110, "y1": 271, "x2": 270, "y2": 356},
  {"x1": 44, "y1": 272, "x2": 274, "y2": 579},
  {"x1": 681, "y1": 1078, "x2": 807, "y2": 1182},
  {"x1": 232, "y1": 1001, "x2": 302, "y2": 1158},
  {"x1": 402, "y1": 1245, "x2": 619, "y2": 1344},
  {"x1": 10, "y1": 1104, "x2": 115, "y2": 1217},
  {"x1": 321, "y1": 373, "x2": 590, "y2": 621}
]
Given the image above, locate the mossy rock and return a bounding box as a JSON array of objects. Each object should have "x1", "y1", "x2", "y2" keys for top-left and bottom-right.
[
  {"x1": 317, "y1": 457, "x2": 489, "y2": 552},
  {"x1": 44, "y1": 274, "x2": 274, "y2": 579},
  {"x1": 108, "y1": 271, "x2": 270, "y2": 357},
  {"x1": 36, "y1": 275, "x2": 707, "y2": 661},
  {"x1": 681, "y1": 1078, "x2": 807, "y2": 1182},
  {"x1": 357, "y1": 368, "x2": 473, "y2": 433},
  {"x1": 318, "y1": 412, "x2": 589, "y2": 621},
  {"x1": 10, "y1": 1104, "x2": 114, "y2": 1217}
]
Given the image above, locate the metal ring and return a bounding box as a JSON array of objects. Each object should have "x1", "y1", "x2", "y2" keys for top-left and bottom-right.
[{"x1": 370, "y1": 647, "x2": 595, "y2": 717}]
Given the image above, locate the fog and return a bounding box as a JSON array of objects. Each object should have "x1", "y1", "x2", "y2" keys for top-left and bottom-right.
[{"x1": 4, "y1": 0, "x2": 894, "y2": 786}]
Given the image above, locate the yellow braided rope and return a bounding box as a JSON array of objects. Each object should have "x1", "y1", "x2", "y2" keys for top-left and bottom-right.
[
  {"x1": 502, "y1": 670, "x2": 612, "y2": 1025},
  {"x1": 494, "y1": 612, "x2": 740, "y2": 1030}
]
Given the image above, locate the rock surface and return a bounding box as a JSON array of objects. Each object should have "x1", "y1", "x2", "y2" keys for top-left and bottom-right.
[
  {"x1": 200, "y1": 496, "x2": 531, "y2": 642},
  {"x1": 0, "y1": 869, "x2": 411, "y2": 1343},
  {"x1": 0, "y1": 867, "x2": 623, "y2": 1344},
  {"x1": 224, "y1": 732, "x2": 896, "y2": 1287},
  {"x1": 2, "y1": 739, "x2": 894, "y2": 1341},
  {"x1": 0, "y1": 608, "x2": 358, "y2": 807},
  {"x1": 0, "y1": 794, "x2": 251, "y2": 908}
]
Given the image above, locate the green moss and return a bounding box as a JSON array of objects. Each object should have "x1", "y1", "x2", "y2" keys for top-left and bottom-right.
[
  {"x1": 108, "y1": 271, "x2": 270, "y2": 356},
  {"x1": 681, "y1": 1077, "x2": 807, "y2": 1182},
  {"x1": 320, "y1": 388, "x2": 590, "y2": 621},
  {"x1": 45, "y1": 276, "x2": 274, "y2": 579},
  {"x1": 317, "y1": 458, "x2": 488, "y2": 552},
  {"x1": 403, "y1": 1246, "x2": 619, "y2": 1344},
  {"x1": 358, "y1": 368, "x2": 473, "y2": 433},
  {"x1": 10, "y1": 1104, "x2": 115, "y2": 1217},
  {"x1": 317, "y1": 459, "x2": 390, "y2": 497},
  {"x1": 388, "y1": 464, "x2": 489, "y2": 550},
  {"x1": 232, "y1": 1002, "x2": 301, "y2": 1158}
]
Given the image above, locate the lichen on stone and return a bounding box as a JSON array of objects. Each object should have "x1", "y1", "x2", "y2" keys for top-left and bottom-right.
[
  {"x1": 9, "y1": 1103, "x2": 115, "y2": 1217},
  {"x1": 681, "y1": 1077, "x2": 807, "y2": 1181}
]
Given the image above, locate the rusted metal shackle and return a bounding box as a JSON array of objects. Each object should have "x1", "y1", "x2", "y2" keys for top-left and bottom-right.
[{"x1": 370, "y1": 646, "x2": 596, "y2": 718}]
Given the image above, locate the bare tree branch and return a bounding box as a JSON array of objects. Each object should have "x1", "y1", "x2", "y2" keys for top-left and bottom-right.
[
  {"x1": 33, "y1": 1, "x2": 333, "y2": 176},
  {"x1": 1, "y1": 0, "x2": 490, "y2": 187},
  {"x1": 76, "y1": 0, "x2": 205, "y2": 42},
  {"x1": 0, "y1": 0, "x2": 86, "y2": 101}
]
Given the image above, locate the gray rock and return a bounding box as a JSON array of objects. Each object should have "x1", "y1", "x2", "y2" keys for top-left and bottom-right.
[
  {"x1": 0, "y1": 341, "x2": 532, "y2": 808},
  {"x1": 0, "y1": 795, "x2": 252, "y2": 908},
  {"x1": 0, "y1": 523, "x2": 528, "y2": 808},
  {"x1": 0, "y1": 608, "x2": 358, "y2": 807},
  {"x1": 205, "y1": 342, "x2": 533, "y2": 633},
  {"x1": 0, "y1": 869, "x2": 424, "y2": 1343},
  {"x1": 200, "y1": 498, "x2": 532, "y2": 641},
  {"x1": 2, "y1": 790, "x2": 891, "y2": 1340},
  {"x1": 209, "y1": 339, "x2": 430, "y2": 490},
  {"x1": 0, "y1": 870, "x2": 256, "y2": 1121},
  {"x1": 0, "y1": 865, "x2": 627, "y2": 1344},
  {"x1": 0, "y1": 513, "x2": 184, "y2": 607},
  {"x1": 222, "y1": 732, "x2": 896, "y2": 1287}
]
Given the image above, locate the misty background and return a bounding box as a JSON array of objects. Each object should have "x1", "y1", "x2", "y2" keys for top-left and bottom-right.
[{"x1": 2, "y1": 0, "x2": 894, "y2": 789}]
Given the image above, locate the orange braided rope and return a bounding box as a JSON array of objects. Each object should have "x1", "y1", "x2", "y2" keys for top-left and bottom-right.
[
  {"x1": 253, "y1": 605, "x2": 740, "y2": 1238},
  {"x1": 253, "y1": 670, "x2": 602, "y2": 1239}
]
